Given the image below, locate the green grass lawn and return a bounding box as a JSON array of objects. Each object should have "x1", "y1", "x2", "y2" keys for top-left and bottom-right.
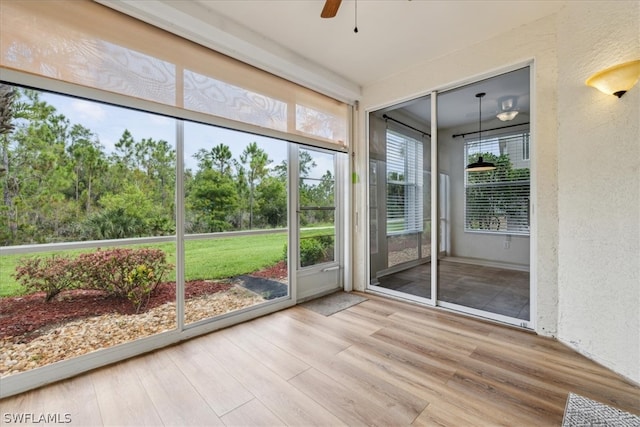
[
  {"x1": 183, "y1": 233, "x2": 287, "y2": 281},
  {"x1": 0, "y1": 232, "x2": 288, "y2": 297}
]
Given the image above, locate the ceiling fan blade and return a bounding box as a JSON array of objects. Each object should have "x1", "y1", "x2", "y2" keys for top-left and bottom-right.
[{"x1": 321, "y1": 0, "x2": 342, "y2": 18}]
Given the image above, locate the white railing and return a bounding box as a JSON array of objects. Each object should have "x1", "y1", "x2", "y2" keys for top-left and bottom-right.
[{"x1": 0, "y1": 228, "x2": 289, "y2": 256}]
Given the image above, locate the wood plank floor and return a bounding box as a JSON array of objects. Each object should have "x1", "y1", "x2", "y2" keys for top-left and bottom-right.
[{"x1": 1, "y1": 292, "x2": 639, "y2": 426}]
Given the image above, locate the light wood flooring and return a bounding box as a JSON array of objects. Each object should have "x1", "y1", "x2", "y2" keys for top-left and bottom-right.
[
  {"x1": 1, "y1": 293, "x2": 638, "y2": 426},
  {"x1": 376, "y1": 260, "x2": 530, "y2": 320}
]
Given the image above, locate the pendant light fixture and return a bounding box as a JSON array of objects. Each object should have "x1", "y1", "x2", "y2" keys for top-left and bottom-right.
[
  {"x1": 465, "y1": 92, "x2": 496, "y2": 172},
  {"x1": 496, "y1": 95, "x2": 519, "y2": 121}
]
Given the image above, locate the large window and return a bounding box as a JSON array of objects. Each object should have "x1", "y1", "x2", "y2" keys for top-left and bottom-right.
[
  {"x1": 0, "y1": 84, "x2": 289, "y2": 386},
  {"x1": 384, "y1": 128, "x2": 426, "y2": 269},
  {"x1": 0, "y1": 84, "x2": 179, "y2": 378},
  {"x1": 183, "y1": 123, "x2": 290, "y2": 326},
  {"x1": 464, "y1": 132, "x2": 530, "y2": 235},
  {"x1": 386, "y1": 129, "x2": 423, "y2": 235}
]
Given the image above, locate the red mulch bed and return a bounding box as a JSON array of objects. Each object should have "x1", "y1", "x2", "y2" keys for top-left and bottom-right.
[
  {"x1": 249, "y1": 260, "x2": 287, "y2": 281},
  {"x1": 0, "y1": 281, "x2": 231, "y2": 342},
  {"x1": 0, "y1": 261, "x2": 288, "y2": 342}
]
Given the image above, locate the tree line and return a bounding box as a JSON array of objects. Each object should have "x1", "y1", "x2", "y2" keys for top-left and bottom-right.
[{"x1": 0, "y1": 85, "x2": 334, "y2": 246}]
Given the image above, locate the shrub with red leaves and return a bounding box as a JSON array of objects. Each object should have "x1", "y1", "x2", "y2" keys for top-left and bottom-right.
[
  {"x1": 14, "y1": 255, "x2": 75, "y2": 302},
  {"x1": 71, "y1": 248, "x2": 173, "y2": 312},
  {"x1": 14, "y1": 248, "x2": 173, "y2": 312}
]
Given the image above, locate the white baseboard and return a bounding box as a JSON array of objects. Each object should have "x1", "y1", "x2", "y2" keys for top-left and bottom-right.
[{"x1": 444, "y1": 256, "x2": 530, "y2": 272}]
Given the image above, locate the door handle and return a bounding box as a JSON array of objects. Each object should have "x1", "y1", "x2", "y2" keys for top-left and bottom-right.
[{"x1": 322, "y1": 265, "x2": 340, "y2": 272}]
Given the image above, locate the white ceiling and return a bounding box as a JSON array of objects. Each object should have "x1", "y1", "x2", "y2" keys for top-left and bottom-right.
[
  {"x1": 98, "y1": 0, "x2": 564, "y2": 102},
  {"x1": 98, "y1": 0, "x2": 561, "y2": 127},
  {"x1": 381, "y1": 66, "x2": 531, "y2": 129},
  {"x1": 192, "y1": 0, "x2": 562, "y2": 88}
]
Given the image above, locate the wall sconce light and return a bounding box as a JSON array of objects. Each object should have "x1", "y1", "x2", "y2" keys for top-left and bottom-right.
[{"x1": 585, "y1": 59, "x2": 640, "y2": 98}]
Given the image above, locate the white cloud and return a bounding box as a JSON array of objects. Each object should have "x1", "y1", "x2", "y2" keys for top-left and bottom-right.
[{"x1": 71, "y1": 100, "x2": 107, "y2": 122}]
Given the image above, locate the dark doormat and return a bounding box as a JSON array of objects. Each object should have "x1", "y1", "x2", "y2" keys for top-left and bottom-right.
[
  {"x1": 236, "y1": 276, "x2": 288, "y2": 300},
  {"x1": 301, "y1": 292, "x2": 368, "y2": 316}
]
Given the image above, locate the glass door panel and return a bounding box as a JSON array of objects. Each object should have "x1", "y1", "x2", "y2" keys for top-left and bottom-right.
[
  {"x1": 368, "y1": 96, "x2": 433, "y2": 302},
  {"x1": 296, "y1": 147, "x2": 342, "y2": 300},
  {"x1": 298, "y1": 147, "x2": 336, "y2": 268},
  {"x1": 436, "y1": 67, "x2": 531, "y2": 327}
]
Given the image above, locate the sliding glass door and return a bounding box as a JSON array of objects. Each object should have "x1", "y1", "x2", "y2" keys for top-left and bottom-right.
[
  {"x1": 368, "y1": 97, "x2": 434, "y2": 303},
  {"x1": 436, "y1": 68, "x2": 531, "y2": 326},
  {"x1": 368, "y1": 67, "x2": 532, "y2": 328}
]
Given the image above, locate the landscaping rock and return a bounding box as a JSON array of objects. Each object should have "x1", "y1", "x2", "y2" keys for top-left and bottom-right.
[{"x1": 0, "y1": 286, "x2": 263, "y2": 377}]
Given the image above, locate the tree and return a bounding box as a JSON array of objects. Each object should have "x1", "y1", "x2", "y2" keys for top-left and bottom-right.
[
  {"x1": 298, "y1": 150, "x2": 319, "y2": 223},
  {"x1": 240, "y1": 142, "x2": 271, "y2": 229},
  {"x1": 232, "y1": 161, "x2": 249, "y2": 229},
  {"x1": 273, "y1": 159, "x2": 288, "y2": 180},
  {"x1": 211, "y1": 143, "x2": 233, "y2": 175},
  {"x1": 315, "y1": 169, "x2": 335, "y2": 223},
  {"x1": 299, "y1": 150, "x2": 316, "y2": 178},
  {"x1": 256, "y1": 176, "x2": 287, "y2": 228},
  {"x1": 85, "y1": 206, "x2": 147, "y2": 240},
  {"x1": 0, "y1": 85, "x2": 16, "y2": 136},
  {"x1": 114, "y1": 129, "x2": 136, "y2": 169},
  {"x1": 2, "y1": 89, "x2": 74, "y2": 243},
  {"x1": 0, "y1": 84, "x2": 18, "y2": 243},
  {"x1": 141, "y1": 138, "x2": 175, "y2": 210},
  {"x1": 193, "y1": 143, "x2": 232, "y2": 175},
  {"x1": 85, "y1": 183, "x2": 164, "y2": 239},
  {"x1": 68, "y1": 124, "x2": 107, "y2": 213},
  {"x1": 0, "y1": 86, "x2": 178, "y2": 245},
  {"x1": 189, "y1": 169, "x2": 238, "y2": 232},
  {"x1": 193, "y1": 148, "x2": 213, "y2": 170}
]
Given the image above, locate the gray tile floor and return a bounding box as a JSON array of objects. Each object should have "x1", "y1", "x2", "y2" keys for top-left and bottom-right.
[{"x1": 375, "y1": 260, "x2": 530, "y2": 320}]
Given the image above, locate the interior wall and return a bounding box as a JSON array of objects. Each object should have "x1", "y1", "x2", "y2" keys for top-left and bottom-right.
[
  {"x1": 438, "y1": 126, "x2": 530, "y2": 267},
  {"x1": 356, "y1": 13, "x2": 559, "y2": 336},
  {"x1": 556, "y1": 1, "x2": 640, "y2": 384}
]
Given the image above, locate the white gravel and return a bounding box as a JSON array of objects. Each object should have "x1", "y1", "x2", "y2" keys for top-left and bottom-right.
[{"x1": 0, "y1": 285, "x2": 264, "y2": 377}]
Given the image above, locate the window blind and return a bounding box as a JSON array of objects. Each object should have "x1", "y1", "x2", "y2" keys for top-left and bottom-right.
[
  {"x1": 386, "y1": 129, "x2": 423, "y2": 235},
  {"x1": 465, "y1": 132, "x2": 530, "y2": 235},
  {"x1": 0, "y1": 0, "x2": 348, "y2": 148}
]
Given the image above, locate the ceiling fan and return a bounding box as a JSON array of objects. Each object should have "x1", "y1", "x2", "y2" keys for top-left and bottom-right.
[{"x1": 321, "y1": 0, "x2": 342, "y2": 18}]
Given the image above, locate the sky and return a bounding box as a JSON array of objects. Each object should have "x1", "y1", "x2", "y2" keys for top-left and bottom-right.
[{"x1": 41, "y1": 91, "x2": 289, "y2": 173}]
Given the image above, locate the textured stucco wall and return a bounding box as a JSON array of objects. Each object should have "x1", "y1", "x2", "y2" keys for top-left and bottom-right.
[
  {"x1": 556, "y1": 1, "x2": 640, "y2": 384},
  {"x1": 355, "y1": 14, "x2": 559, "y2": 336}
]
